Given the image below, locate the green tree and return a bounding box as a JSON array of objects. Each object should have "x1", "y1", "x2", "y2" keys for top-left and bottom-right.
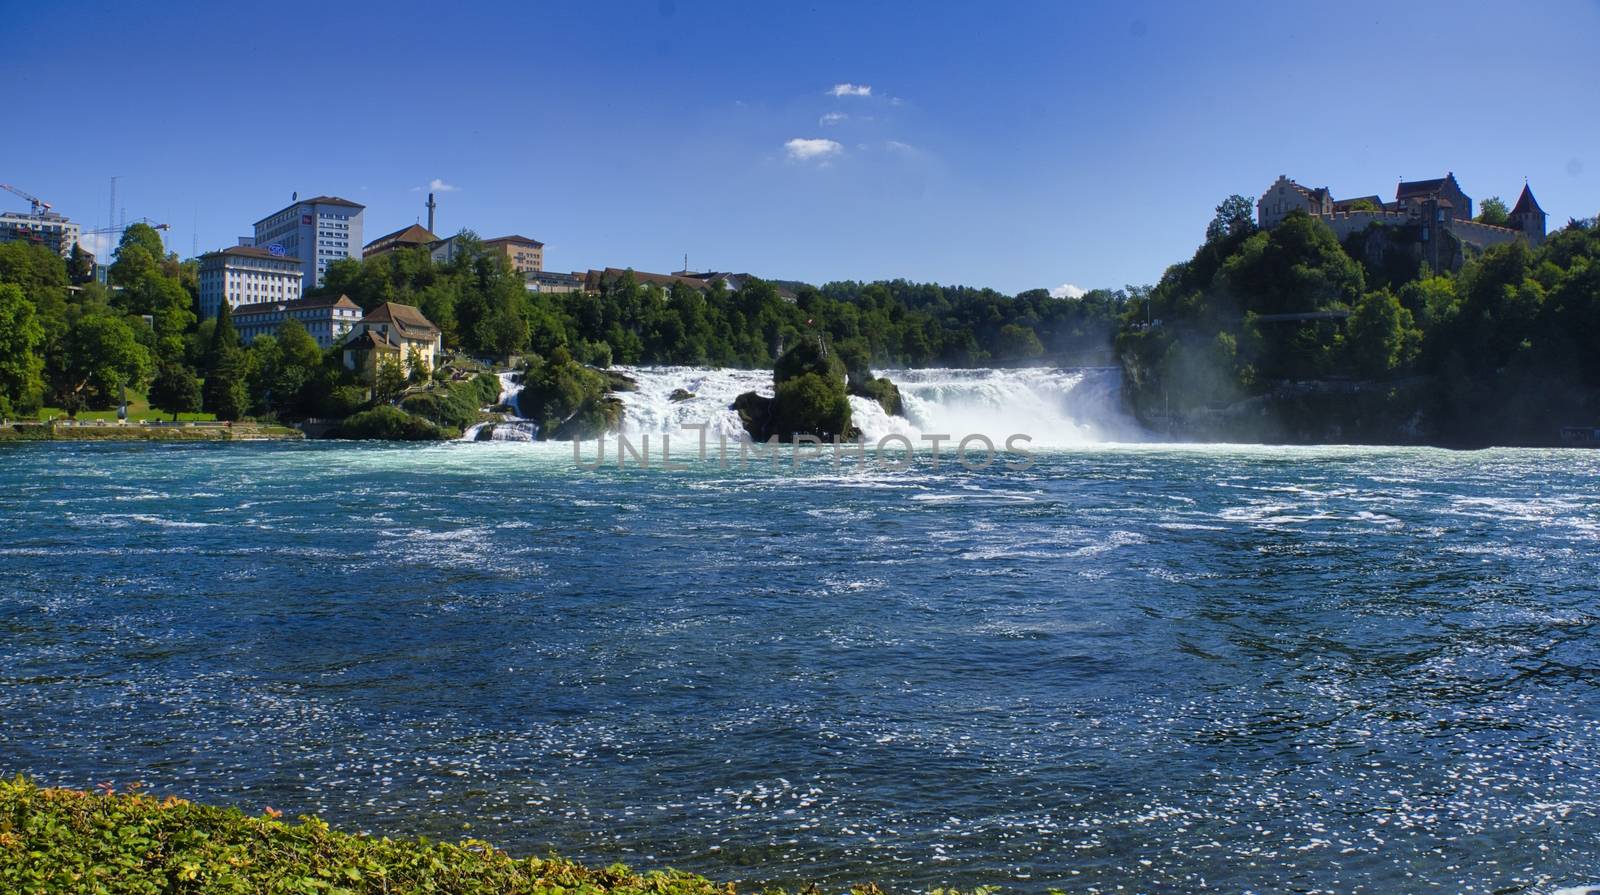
[
  {"x1": 405, "y1": 344, "x2": 431, "y2": 383},
  {"x1": 475, "y1": 304, "x2": 528, "y2": 358},
  {"x1": 1345, "y1": 290, "x2": 1420, "y2": 378},
  {"x1": 0, "y1": 241, "x2": 71, "y2": 354},
  {"x1": 202, "y1": 348, "x2": 248, "y2": 420},
  {"x1": 1223, "y1": 212, "x2": 1365, "y2": 315},
  {"x1": 55, "y1": 312, "x2": 153, "y2": 414},
  {"x1": 1206, "y1": 194, "x2": 1258, "y2": 242},
  {"x1": 276, "y1": 318, "x2": 323, "y2": 371},
  {"x1": 202, "y1": 301, "x2": 247, "y2": 420},
  {"x1": 108, "y1": 224, "x2": 167, "y2": 288},
  {"x1": 276, "y1": 320, "x2": 325, "y2": 416},
  {"x1": 372, "y1": 356, "x2": 407, "y2": 404},
  {"x1": 66, "y1": 243, "x2": 96, "y2": 284},
  {"x1": 994, "y1": 323, "x2": 1045, "y2": 361},
  {"x1": 148, "y1": 363, "x2": 202, "y2": 420},
  {"x1": 121, "y1": 270, "x2": 195, "y2": 361},
  {"x1": 207, "y1": 299, "x2": 239, "y2": 363},
  {"x1": 1477, "y1": 196, "x2": 1509, "y2": 227},
  {"x1": 0, "y1": 283, "x2": 46, "y2": 417},
  {"x1": 772, "y1": 372, "x2": 852, "y2": 440}
]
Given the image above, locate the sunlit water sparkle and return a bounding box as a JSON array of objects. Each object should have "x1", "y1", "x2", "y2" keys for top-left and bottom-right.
[{"x1": 2, "y1": 439, "x2": 1598, "y2": 894}]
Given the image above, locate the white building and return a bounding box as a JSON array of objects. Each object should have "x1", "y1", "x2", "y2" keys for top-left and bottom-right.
[
  {"x1": 252, "y1": 195, "x2": 365, "y2": 289},
  {"x1": 233, "y1": 294, "x2": 363, "y2": 348},
  {"x1": 197, "y1": 245, "x2": 305, "y2": 320}
]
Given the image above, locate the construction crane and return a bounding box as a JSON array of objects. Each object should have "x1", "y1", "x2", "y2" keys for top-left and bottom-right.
[
  {"x1": 0, "y1": 183, "x2": 52, "y2": 215},
  {"x1": 81, "y1": 219, "x2": 169, "y2": 236},
  {"x1": 81, "y1": 219, "x2": 171, "y2": 255}
]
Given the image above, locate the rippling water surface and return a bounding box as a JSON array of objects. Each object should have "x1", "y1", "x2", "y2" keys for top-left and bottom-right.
[{"x1": 3, "y1": 441, "x2": 1598, "y2": 893}]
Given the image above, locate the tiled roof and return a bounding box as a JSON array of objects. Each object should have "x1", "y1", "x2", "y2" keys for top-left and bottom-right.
[
  {"x1": 253, "y1": 195, "x2": 365, "y2": 226},
  {"x1": 206, "y1": 245, "x2": 302, "y2": 263},
  {"x1": 233, "y1": 294, "x2": 360, "y2": 316},
  {"x1": 483, "y1": 234, "x2": 544, "y2": 248},
  {"x1": 1397, "y1": 173, "x2": 1459, "y2": 200},
  {"x1": 344, "y1": 330, "x2": 397, "y2": 351},
  {"x1": 300, "y1": 196, "x2": 364, "y2": 209},
  {"x1": 361, "y1": 302, "x2": 439, "y2": 337},
  {"x1": 363, "y1": 224, "x2": 439, "y2": 252},
  {"x1": 1510, "y1": 184, "x2": 1544, "y2": 216}
]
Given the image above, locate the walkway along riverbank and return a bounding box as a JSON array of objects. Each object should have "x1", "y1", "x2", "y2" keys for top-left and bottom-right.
[{"x1": 0, "y1": 420, "x2": 304, "y2": 442}]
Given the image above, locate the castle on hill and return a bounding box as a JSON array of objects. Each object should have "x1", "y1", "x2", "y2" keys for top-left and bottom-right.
[{"x1": 1256, "y1": 172, "x2": 1546, "y2": 272}]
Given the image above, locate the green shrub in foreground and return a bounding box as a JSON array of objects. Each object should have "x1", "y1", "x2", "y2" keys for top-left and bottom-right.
[
  {"x1": 0, "y1": 776, "x2": 741, "y2": 895},
  {"x1": 0, "y1": 777, "x2": 1006, "y2": 895}
]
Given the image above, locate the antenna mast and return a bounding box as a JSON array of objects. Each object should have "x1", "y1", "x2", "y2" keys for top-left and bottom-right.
[{"x1": 107, "y1": 176, "x2": 117, "y2": 248}]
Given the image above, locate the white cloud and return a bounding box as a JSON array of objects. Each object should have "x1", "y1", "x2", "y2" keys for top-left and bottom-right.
[
  {"x1": 827, "y1": 83, "x2": 872, "y2": 97},
  {"x1": 785, "y1": 138, "x2": 843, "y2": 162},
  {"x1": 885, "y1": 140, "x2": 915, "y2": 152},
  {"x1": 412, "y1": 178, "x2": 458, "y2": 192},
  {"x1": 77, "y1": 232, "x2": 116, "y2": 259},
  {"x1": 820, "y1": 111, "x2": 848, "y2": 126},
  {"x1": 1050, "y1": 283, "x2": 1088, "y2": 299}
]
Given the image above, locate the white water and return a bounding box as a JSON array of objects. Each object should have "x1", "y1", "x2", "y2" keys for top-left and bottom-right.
[
  {"x1": 612, "y1": 365, "x2": 1139, "y2": 446},
  {"x1": 614, "y1": 366, "x2": 771, "y2": 442},
  {"x1": 461, "y1": 371, "x2": 539, "y2": 442},
  {"x1": 459, "y1": 366, "x2": 1139, "y2": 445},
  {"x1": 885, "y1": 367, "x2": 1140, "y2": 444}
]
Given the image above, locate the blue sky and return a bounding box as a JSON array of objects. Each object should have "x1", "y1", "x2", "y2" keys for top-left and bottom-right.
[{"x1": 6, "y1": 0, "x2": 1599, "y2": 295}]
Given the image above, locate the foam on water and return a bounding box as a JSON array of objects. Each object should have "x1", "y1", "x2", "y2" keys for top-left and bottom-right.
[
  {"x1": 605, "y1": 365, "x2": 1139, "y2": 446},
  {"x1": 613, "y1": 366, "x2": 770, "y2": 442}
]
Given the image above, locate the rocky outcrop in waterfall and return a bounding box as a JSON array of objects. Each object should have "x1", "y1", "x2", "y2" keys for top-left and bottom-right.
[
  {"x1": 512, "y1": 348, "x2": 627, "y2": 441},
  {"x1": 734, "y1": 335, "x2": 856, "y2": 442}
]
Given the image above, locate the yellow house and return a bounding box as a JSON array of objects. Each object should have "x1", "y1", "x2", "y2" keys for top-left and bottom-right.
[{"x1": 342, "y1": 302, "x2": 442, "y2": 378}]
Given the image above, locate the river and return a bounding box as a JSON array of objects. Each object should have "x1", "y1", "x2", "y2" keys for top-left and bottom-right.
[{"x1": 1, "y1": 367, "x2": 1597, "y2": 893}]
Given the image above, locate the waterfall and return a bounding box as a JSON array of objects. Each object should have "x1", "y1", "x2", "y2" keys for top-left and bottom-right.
[
  {"x1": 614, "y1": 366, "x2": 773, "y2": 442},
  {"x1": 460, "y1": 371, "x2": 541, "y2": 441},
  {"x1": 886, "y1": 367, "x2": 1140, "y2": 444},
  {"x1": 609, "y1": 366, "x2": 1139, "y2": 446},
  {"x1": 457, "y1": 366, "x2": 1139, "y2": 445}
]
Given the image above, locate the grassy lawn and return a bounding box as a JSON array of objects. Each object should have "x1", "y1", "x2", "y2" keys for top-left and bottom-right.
[{"x1": 33, "y1": 388, "x2": 217, "y2": 423}]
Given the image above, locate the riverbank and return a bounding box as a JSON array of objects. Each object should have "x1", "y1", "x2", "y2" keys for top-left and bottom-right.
[
  {"x1": 0, "y1": 776, "x2": 774, "y2": 895},
  {"x1": 0, "y1": 421, "x2": 304, "y2": 441}
]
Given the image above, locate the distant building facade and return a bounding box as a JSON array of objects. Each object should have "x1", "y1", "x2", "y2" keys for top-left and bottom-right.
[
  {"x1": 198, "y1": 246, "x2": 305, "y2": 320},
  {"x1": 362, "y1": 224, "x2": 439, "y2": 260},
  {"x1": 0, "y1": 210, "x2": 80, "y2": 257},
  {"x1": 1256, "y1": 172, "x2": 1547, "y2": 272},
  {"x1": 232, "y1": 294, "x2": 363, "y2": 347},
  {"x1": 252, "y1": 195, "x2": 365, "y2": 288},
  {"x1": 429, "y1": 233, "x2": 545, "y2": 272},
  {"x1": 481, "y1": 235, "x2": 544, "y2": 273},
  {"x1": 428, "y1": 234, "x2": 469, "y2": 266},
  {"x1": 525, "y1": 270, "x2": 585, "y2": 293},
  {"x1": 342, "y1": 302, "x2": 442, "y2": 376}
]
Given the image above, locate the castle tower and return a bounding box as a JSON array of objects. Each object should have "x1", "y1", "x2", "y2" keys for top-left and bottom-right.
[{"x1": 1509, "y1": 183, "x2": 1547, "y2": 243}]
